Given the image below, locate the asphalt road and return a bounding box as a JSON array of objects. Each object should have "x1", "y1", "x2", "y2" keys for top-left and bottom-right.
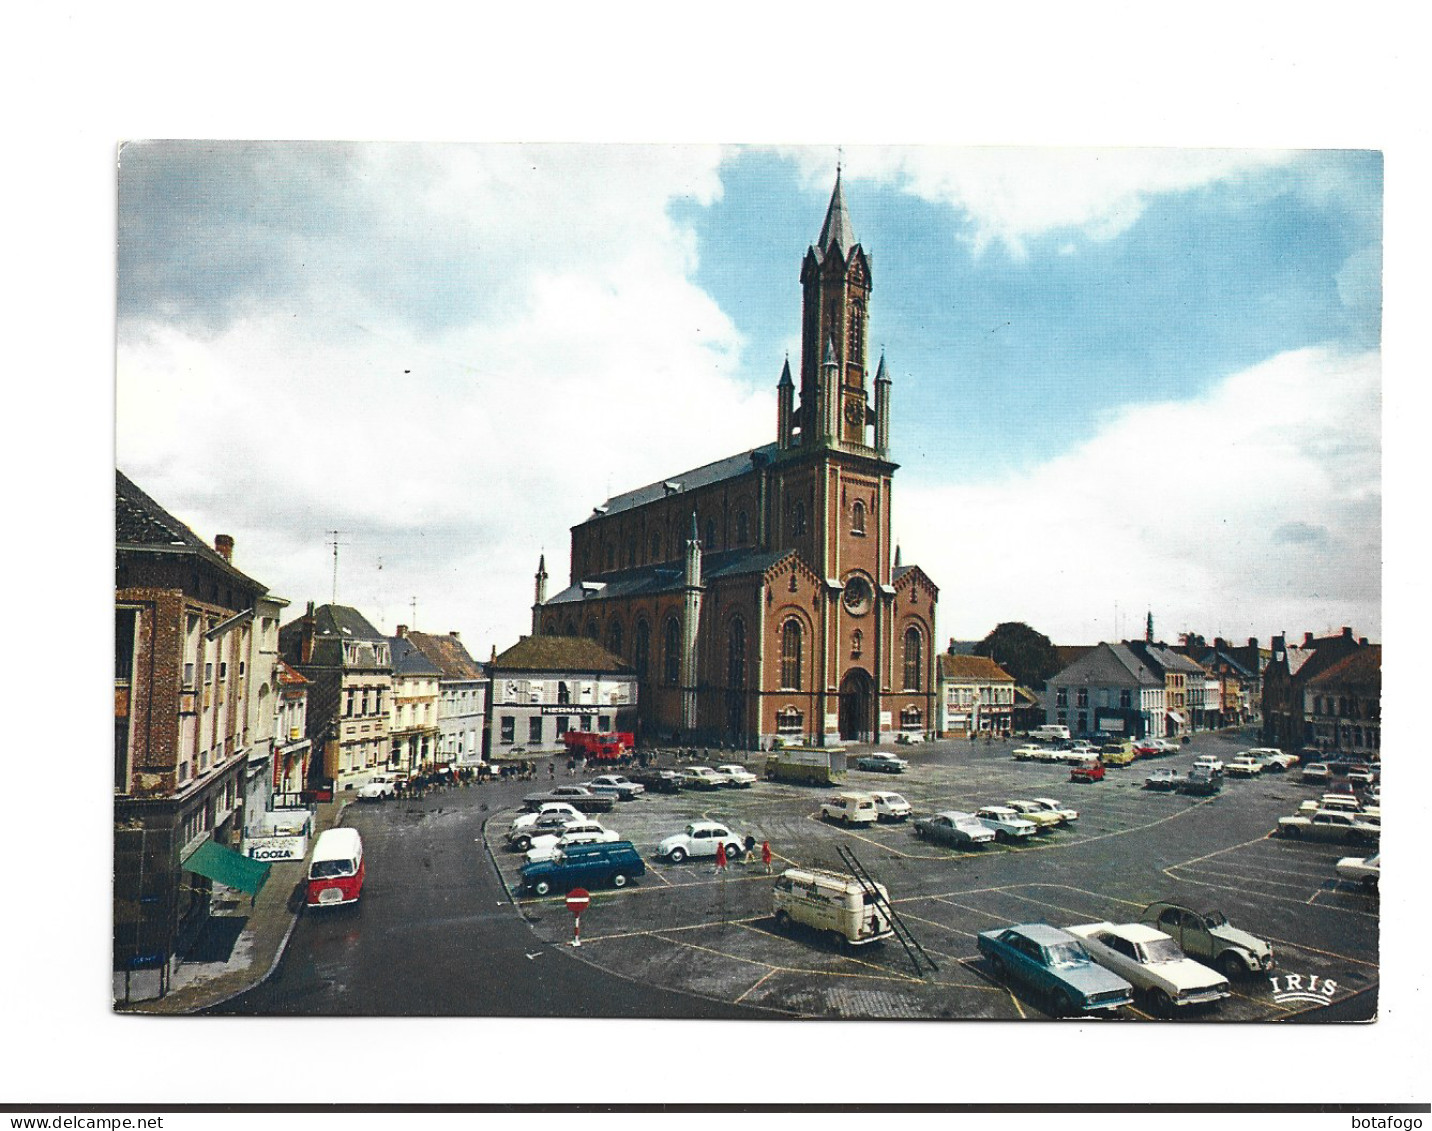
[{"x1": 214, "y1": 730, "x2": 1379, "y2": 1021}]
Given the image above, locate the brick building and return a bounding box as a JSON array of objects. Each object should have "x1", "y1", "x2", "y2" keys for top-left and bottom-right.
[
  {"x1": 114, "y1": 471, "x2": 282, "y2": 999},
  {"x1": 530, "y1": 172, "x2": 939, "y2": 747},
  {"x1": 1262, "y1": 627, "x2": 1373, "y2": 752},
  {"x1": 1302, "y1": 642, "x2": 1382, "y2": 757}
]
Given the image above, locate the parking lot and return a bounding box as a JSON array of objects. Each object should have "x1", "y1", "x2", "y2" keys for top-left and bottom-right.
[{"x1": 482, "y1": 731, "x2": 1379, "y2": 1021}]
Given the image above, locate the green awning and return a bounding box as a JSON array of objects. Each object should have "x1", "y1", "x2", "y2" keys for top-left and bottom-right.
[{"x1": 182, "y1": 839, "x2": 271, "y2": 897}]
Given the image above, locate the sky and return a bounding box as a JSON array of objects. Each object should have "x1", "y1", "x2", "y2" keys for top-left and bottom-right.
[{"x1": 117, "y1": 143, "x2": 1382, "y2": 653}]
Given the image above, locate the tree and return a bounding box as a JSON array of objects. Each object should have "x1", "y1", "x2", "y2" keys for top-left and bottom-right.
[{"x1": 974, "y1": 622, "x2": 1059, "y2": 689}]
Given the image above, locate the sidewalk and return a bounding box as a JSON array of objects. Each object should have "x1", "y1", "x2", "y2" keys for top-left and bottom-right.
[{"x1": 116, "y1": 799, "x2": 347, "y2": 1015}]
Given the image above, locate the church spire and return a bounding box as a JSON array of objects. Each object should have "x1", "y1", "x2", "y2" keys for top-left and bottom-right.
[{"x1": 817, "y1": 166, "x2": 858, "y2": 260}]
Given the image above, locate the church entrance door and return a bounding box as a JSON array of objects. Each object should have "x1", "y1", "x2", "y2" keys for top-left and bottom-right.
[{"x1": 839, "y1": 669, "x2": 874, "y2": 743}]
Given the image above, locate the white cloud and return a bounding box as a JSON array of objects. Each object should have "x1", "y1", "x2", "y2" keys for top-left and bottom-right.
[
  {"x1": 787, "y1": 146, "x2": 1298, "y2": 256},
  {"x1": 899, "y1": 345, "x2": 1382, "y2": 645},
  {"x1": 117, "y1": 145, "x2": 769, "y2": 653}
]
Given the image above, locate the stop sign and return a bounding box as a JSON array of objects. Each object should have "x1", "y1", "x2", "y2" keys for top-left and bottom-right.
[{"x1": 566, "y1": 888, "x2": 591, "y2": 914}]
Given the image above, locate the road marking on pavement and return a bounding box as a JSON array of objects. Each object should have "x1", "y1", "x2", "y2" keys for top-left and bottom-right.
[
  {"x1": 733, "y1": 969, "x2": 777, "y2": 1004},
  {"x1": 1167, "y1": 864, "x2": 1333, "y2": 895},
  {"x1": 1158, "y1": 870, "x2": 1378, "y2": 921},
  {"x1": 1263, "y1": 935, "x2": 1378, "y2": 970}
]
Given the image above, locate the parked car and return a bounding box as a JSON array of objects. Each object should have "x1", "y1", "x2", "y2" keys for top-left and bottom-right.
[
  {"x1": 1026, "y1": 797, "x2": 1079, "y2": 824},
  {"x1": 913, "y1": 810, "x2": 996, "y2": 847},
  {"x1": 356, "y1": 775, "x2": 399, "y2": 801},
  {"x1": 1139, "y1": 902, "x2": 1275, "y2": 978},
  {"x1": 974, "y1": 805, "x2": 1039, "y2": 842},
  {"x1": 1298, "y1": 794, "x2": 1367, "y2": 815},
  {"x1": 677, "y1": 765, "x2": 728, "y2": 791},
  {"x1": 977, "y1": 923, "x2": 1134, "y2": 1016},
  {"x1": 1070, "y1": 759, "x2": 1105, "y2": 783},
  {"x1": 1301, "y1": 762, "x2": 1332, "y2": 784},
  {"x1": 1277, "y1": 809, "x2": 1380, "y2": 844},
  {"x1": 1144, "y1": 767, "x2": 1182, "y2": 791},
  {"x1": 855, "y1": 752, "x2": 910, "y2": 774},
  {"x1": 1345, "y1": 764, "x2": 1376, "y2": 787},
  {"x1": 508, "y1": 801, "x2": 583, "y2": 833},
  {"x1": 868, "y1": 791, "x2": 912, "y2": 822},
  {"x1": 524, "y1": 822, "x2": 621, "y2": 863},
  {"x1": 1245, "y1": 748, "x2": 1298, "y2": 772},
  {"x1": 1179, "y1": 767, "x2": 1222, "y2": 796},
  {"x1": 1224, "y1": 755, "x2": 1263, "y2": 777},
  {"x1": 1011, "y1": 744, "x2": 1047, "y2": 762},
  {"x1": 585, "y1": 774, "x2": 646, "y2": 800},
  {"x1": 821, "y1": 791, "x2": 878, "y2": 825},
  {"x1": 1065, "y1": 921, "x2": 1231, "y2": 1013},
  {"x1": 627, "y1": 768, "x2": 685, "y2": 794},
  {"x1": 656, "y1": 821, "x2": 747, "y2": 863},
  {"x1": 894, "y1": 731, "x2": 925, "y2": 745},
  {"x1": 507, "y1": 807, "x2": 585, "y2": 851},
  {"x1": 519, "y1": 840, "x2": 645, "y2": 896},
  {"x1": 715, "y1": 763, "x2": 758, "y2": 787},
  {"x1": 1336, "y1": 852, "x2": 1380, "y2": 889},
  {"x1": 773, "y1": 867, "x2": 893, "y2": 949},
  {"x1": 1004, "y1": 799, "x2": 1063, "y2": 831},
  {"x1": 1098, "y1": 743, "x2": 1137, "y2": 766},
  {"x1": 521, "y1": 785, "x2": 615, "y2": 814},
  {"x1": 1192, "y1": 755, "x2": 1224, "y2": 775}
]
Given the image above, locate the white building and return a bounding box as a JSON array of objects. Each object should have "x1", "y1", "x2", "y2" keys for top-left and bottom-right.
[
  {"x1": 405, "y1": 629, "x2": 490, "y2": 767},
  {"x1": 489, "y1": 636, "x2": 638, "y2": 758}
]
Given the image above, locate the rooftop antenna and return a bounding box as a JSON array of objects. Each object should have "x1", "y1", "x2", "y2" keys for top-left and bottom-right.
[
  {"x1": 326, "y1": 530, "x2": 348, "y2": 604},
  {"x1": 410, "y1": 596, "x2": 418, "y2": 626}
]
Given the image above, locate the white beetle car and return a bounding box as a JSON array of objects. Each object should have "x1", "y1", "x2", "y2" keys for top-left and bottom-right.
[
  {"x1": 356, "y1": 775, "x2": 399, "y2": 801},
  {"x1": 657, "y1": 821, "x2": 747, "y2": 864},
  {"x1": 524, "y1": 821, "x2": 621, "y2": 863},
  {"x1": 974, "y1": 806, "x2": 1039, "y2": 842},
  {"x1": 1066, "y1": 921, "x2": 1231, "y2": 1014}
]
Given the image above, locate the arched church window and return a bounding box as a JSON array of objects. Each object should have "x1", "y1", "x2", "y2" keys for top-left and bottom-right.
[
  {"x1": 728, "y1": 617, "x2": 746, "y2": 689},
  {"x1": 605, "y1": 545, "x2": 614, "y2": 571},
  {"x1": 851, "y1": 629, "x2": 863, "y2": 658},
  {"x1": 651, "y1": 532, "x2": 662, "y2": 561},
  {"x1": 903, "y1": 627, "x2": 923, "y2": 692},
  {"x1": 634, "y1": 619, "x2": 650, "y2": 679},
  {"x1": 851, "y1": 500, "x2": 866, "y2": 536},
  {"x1": 781, "y1": 619, "x2": 803, "y2": 691},
  {"x1": 607, "y1": 619, "x2": 623, "y2": 657},
  {"x1": 585, "y1": 618, "x2": 600, "y2": 641},
  {"x1": 793, "y1": 502, "x2": 806, "y2": 536},
  {"x1": 737, "y1": 510, "x2": 749, "y2": 544},
  {"x1": 625, "y1": 539, "x2": 636, "y2": 569},
  {"x1": 663, "y1": 616, "x2": 681, "y2": 687}
]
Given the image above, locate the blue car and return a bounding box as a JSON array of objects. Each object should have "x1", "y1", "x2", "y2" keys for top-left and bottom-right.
[
  {"x1": 519, "y1": 841, "x2": 646, "y2": 897},
  {"x1": 977, "y1": 923, "x2": 1134, "y2": 1016}
]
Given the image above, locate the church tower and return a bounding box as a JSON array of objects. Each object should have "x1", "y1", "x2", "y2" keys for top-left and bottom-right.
[{"x1": 797, "y1": 168, "x2": 877, "y2": 451}]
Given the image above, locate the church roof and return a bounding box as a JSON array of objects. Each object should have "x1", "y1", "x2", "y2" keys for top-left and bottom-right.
[
  {"x1": 542, "y1": 547, "x2": 794, "y2": 608},
  {"x1": 588, "y1": 442, "x2": 779, "y2": 521},
  {"x1": 816, "y1": 170, "x2": 858, "y2": 259}
]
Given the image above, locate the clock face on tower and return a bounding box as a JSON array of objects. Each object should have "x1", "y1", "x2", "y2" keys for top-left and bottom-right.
[
  {"x1": 844, "y1": 398, "x2": 864, "y2": 427},
  {"x1": 842, "y1": 574, "x2": 873, "y2": 617}
]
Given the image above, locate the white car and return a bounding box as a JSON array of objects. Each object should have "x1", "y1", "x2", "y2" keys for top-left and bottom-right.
[
  {"x1": 1028, "y1": 797, "x2": 1079, "y2": 824},
  {"x1": 678, "y1": 765, "x2": 727, "y2": 790},
  {"x1": 1298, "y1": 794, "x2": 1366, "y2": 815},
  {"x1": 821, "y1": 792, "x2": 878, "y2": 824},
  {"x1": 1224, "y1": 755, "x2": 1263, "y2": 777},
  {"x1": 1245, "y1": 747, "x2": 1298, "y2": 772},
  {"x1": 1066, "y1": 921, "x2": 1231, "y2": 1013},
  {"x1": 715, "y1": 763, "x2": 758, "y2": 787},
  {"x1": 1011, "y1": 745, "x2": 1046, "y2": 762},
  {"x1": 1278, "y1": 809, "x2": 1380, "y2": 844},
  {"x1": 509, "y1": 801, "x2": 583, "y2": 834},
  {"x1": 1336, "y1": 852, "x2": 1380, "y2": 889},
  {"x1": 894, "y1": 731, "x2": 925, "y2": 745},
  {"x1": 1192, "y1": 755, "x2": 1224, "y2": 775},
  {"x1": 1004, "y1": 800, "x2": 1063, "y2": 831},
  {"x1": 356, "y1": 775, "x2": 399, "y2": 801},
  {"x1": 974, "y1": 806, "x2": 1039, "y2": 842},
  {"x1": 524, "y1": 822, "x2": 621, "y2": 863},
  {"x1": 868, "y1": 791, "x2": 912, "y2": 822},
  {"x1": 586, "y1": 774, "x2": 646, "y2": 800},
  {"x1": 657, "y1": 821, "x2": 747, "y2": 863}
]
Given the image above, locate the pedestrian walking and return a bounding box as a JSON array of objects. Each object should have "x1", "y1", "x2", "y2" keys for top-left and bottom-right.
[
  {"x1": 715, "y1": 840, "x2": 728, "y2": 873},
  {"x1": 743, "y1": 835, "x2": 757, "y2": 865},
  {"x1": 548, "y1": 762, "x2": 556, "y2": 780},
  {"x1": 761, "y1": 840, "x2": 773, "y2": 873}
]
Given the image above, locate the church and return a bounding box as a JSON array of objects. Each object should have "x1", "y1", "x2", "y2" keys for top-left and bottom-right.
[{"x1": 530, "y1": 172, "x2": 939, "y2": 748}]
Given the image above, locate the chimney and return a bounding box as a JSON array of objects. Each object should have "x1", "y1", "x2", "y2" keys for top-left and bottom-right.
[
  {"x1": 214, "y1": 534, "x2": 234, "y2": 562},
  {"x1": 396, "y1": 624, "x2": 408, "y2": 638},
  {"x1": 1214, "y1": 637, "x2": 1225, "y2": 651},
  {"x1": 1248, "y1": 637, "x2": 1258, "y2": 650},
  {"x1": 449, "y1": 630, "x2": 460, "y2": 640},
  {"x1": 1342, "y1": 626, "x2": 1353, "y2": 639},
  {"x1": 301, "y1": 601, "x2": 317, "y2": 664},
  {"x1": 1360, "y1": 637, "x2": 1368, "y2": 646},
  {"x1": 1303, "y1": 631, "x2": 1315, "y2": 646}
]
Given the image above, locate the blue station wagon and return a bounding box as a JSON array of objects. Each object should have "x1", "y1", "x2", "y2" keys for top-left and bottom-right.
[
  {"x1": 519, "y1": 841, "x2": 646, "y2": 897},
  {"x1": 977, "y1": 922, "x2": 1134, "y2": 1016}
]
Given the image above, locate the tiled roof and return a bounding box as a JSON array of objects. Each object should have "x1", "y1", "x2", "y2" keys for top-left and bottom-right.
[
  {"x1": 938, "y1": 654, "x2": 1015, "y2": 682},
  {"x1": 591, "y1": 444, "x2": 778, "y2": 520},
  {"x1": 116, "y1": 469, "x2": 267, "y2": 591},
  {"x1": 275, "y1": 659, "x2": 309, "y2": 686},
  {"x1": 1053, "y1": 643, "x2": 1163, "y2": 687},
  {"x1": 404, "y1": 630, "x2": 487, "y2": 681},
  {"x1": 389, "y1": 636, "x2": 444, "y2": 678},
  {"x1": 1053, "y1": 645, "x2": 1095, "y2": 671},
  {"x1": 1305, "y1": 645, "x2": 1381, "y2": 691},
  {"x1": 492, "y1": 635, "x2": 633, "y2": 674},
  {"x1": 309, "y1": 604, "x2": 387, "y2": 643}
]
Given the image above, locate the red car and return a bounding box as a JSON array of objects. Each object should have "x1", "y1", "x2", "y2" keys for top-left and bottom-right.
[{"x1": 1070, "y1": 759, "x2": 1105, "y2": 783}]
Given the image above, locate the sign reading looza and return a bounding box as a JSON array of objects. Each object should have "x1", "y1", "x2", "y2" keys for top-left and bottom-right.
[{"x1": 244, "y1": 835, "x2": 308, "y2": 862}]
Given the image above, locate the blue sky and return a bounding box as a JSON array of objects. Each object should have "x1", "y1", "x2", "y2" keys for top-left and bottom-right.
[{"x1": 114, "y1": 143, "x2": 1382, "y2": 652}]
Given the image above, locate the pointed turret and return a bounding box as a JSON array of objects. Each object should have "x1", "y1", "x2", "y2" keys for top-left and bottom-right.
[
  {"x1": 777, "y1": 355, "x2": 795, "y2": 449},
  {"x1": 531, "y1": 553, "x2": 549, "y2": 634},
  {"x1": 817, "y1": 168, "x2": 858, "y2": 261},
  {"x1": 874, "y1": 350, "x2": 892, "y2": 457}
]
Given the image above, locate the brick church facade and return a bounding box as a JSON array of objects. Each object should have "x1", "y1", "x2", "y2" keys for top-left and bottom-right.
[{"x1": 531, "y1": 173, "x2": 938, "y2": 748}]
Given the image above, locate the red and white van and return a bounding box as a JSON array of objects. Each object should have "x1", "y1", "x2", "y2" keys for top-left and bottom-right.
[{"x1": 306, "y1": 827, "x2": 365, "y2": 908}]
